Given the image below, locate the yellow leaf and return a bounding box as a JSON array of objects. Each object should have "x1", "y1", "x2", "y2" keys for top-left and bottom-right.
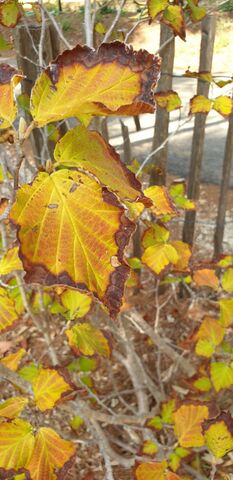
[
  {"x1": 25, "y1": 427, "x2": 76, "y2": 480},
  {"x1": 0, "y1": 396, "x2": 28, "y2": 419},
  {"x1": 222, "y1": 268, "x2": 233, "y2": 292},
  {"x1": 142, "y1": 440, "x2": 158, "y2": 456},
  {"x1": 210, "y1": 362, "x2": 233, "y2": 392},
  {"x1": 144, "y1": 185, "x2": 177, "y2": 217},
  {"x1": 162, "y1": 5, "x2": 186, "y2": 40},
  {"x1": 31, "y1": 42, "x2": 160, "y2": 127},
  {"x1": 169, "y1": 181, "x2": 195, "y2": 210},
  {"x1": 171, "y1": 241, "x2": 192, "y2": 272},
  {"x1": 95, "y1": 21, "x2": 106, "y2": 34},
  {"x1": 195, "y1": 316, "x2": 225, "y2": 358},
  {"x1": 66, "y1": 322, "x2": 110, "y2": 358},
  {"x1": 155, "y1": 91, "x2": 182, "y2": 112},
  {"x1": 161, "y1": 400, "x2": 176, "y2": 424},
  {"x1": 142, "y1": 224, "x2": 179, "y2": 276},
  {"x1": 186, "y1": 0, "x2": 206, "y2": 22},
  {"x1": 0, "y1": 287, "x2": 18, "y2": 333},
  {"x1": 135, "y1": 461, "x2": 167, "y2": 480},
  {"x1": 0, "y1": 64, "x2": 22, "y2": 129},
  {"x1": 0, "y1": 418, "x2": 35, "y2": 472},
  {"x1": 125, "y1": 200, "x2": 144, "y2": 220},
  {"x1": 54, "y1": 125, "x2": 149, "y2": 205},
  {"x1": 0, "y1": 348, "x2": 26, "y2": 371},
  {"x1": 204, "y1": 413, "x2": 233, "y2": 458},
  {"x1": 213, "y1": 96, "x2": 233, "y2": 118},
  {"x1": 0, "y1": 0, "x2": 21, "y2": 27},
  {"x1": 190, "y1": 95, "x2": 212, "y2": 114},
  {"x1": 60, "y1": 288, "x2": 92, "y2": 319},
  {"x1": 193, "y1": 269, "x2": 219, "y2": 290},
  {"x1": 193, "y1": 376, "x2": 212, "y2": 392},
  {"x1": 195, "y1": 339, "x2": 215, "y2": 358},
  {"x1": 219, "y1": 298, "x2": 233, "y2": 327},
  {"x1": 0, "y1": 246, "x2": 23, "y2": 275},
  {"x1": 32, "y1": 367, "x2": 74, "y2": 412},
  {"x1": 174, "y1": 404, "x2": 209, "y2": 448},
  {"x1": 148, "y1": 0, "x2": 169, "y2": 19},
  {"x1": 10, "y1": 170, "x2": 135, "y2": 318}
]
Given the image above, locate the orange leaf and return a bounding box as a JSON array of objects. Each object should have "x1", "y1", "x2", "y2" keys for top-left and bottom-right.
[
  {"x1": 144, "y1": 186, "x2": 177, "y2": 217},
  {"x1": 135, "y1": 461, "x2": 167, "y2": 480},
  {"x1": 193, "y1": 268, "x2": 219, "y2": 289},
  {"x1": 174, "y1": 404, "x2": 209, "y2": 447},
  {"x1": 32, "y1": 368, "x2": 74, "y2": 412},
  {"x1": 31, "y1": 42, "x2": 160, "y2": 127},
  {"x1": 0, "y1": 348, "x2": 26, "y2": 371},
  {"x1": 54, "y1": 125, "x2": 149, "y2": 205},
  {"x1": 0, "y1": 64, "x2": 23, "y2": 129},
  {"x1": 0, "y1": 287, "x2": 18, "y2": 333},
  {"x1": 0, "y1": 396, "x2": 28, "y2": 419},
  {"x1": 190, "y1": 95, "x2": 212, "y2": 114},
  {"x1": 10, "y1": 170, "x2": 135, "y2": 318}
]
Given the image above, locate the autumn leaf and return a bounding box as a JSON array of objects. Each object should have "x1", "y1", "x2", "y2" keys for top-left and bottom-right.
[
  {"x1": 0, "y1": 348, "x2": 26, "y2": 371},
  {"x1": 222, "y1": 268, "x2": 233, "y2": 292},
  {"x1": 219, "y1": 298, "x2": 233, "y2": 327},
  {"x1": 144, "y1": 186, "x2": 177, "y2": 217},
  {"x1": 142, "y1": 223, "x2": 179, "y2": 276},
  {"x1": 0, "y1": 287, "x2": 18, "y2": 333},
  {"x1": 192, "y1": 268, "x2": 219, "y2": 290},
  {"x1": 184, "y1": 69, "x2": 212, "y2": 83},
  {"x1": 0, "y1": 396, "x2": 28, "y2": 419},
  {"x1": 203, "y1": 413, "x2": 233, "y2": 458},
  {"x1": 174, "y1": 404, "x2": 209, "y2": 447},
  {"x1": 195, "y1": 316, "x2": 225, "y2": 358},
  {"x1": 162, "y1": 5, "x2": 186, "y2": 40},
  {"x1": 147, "y1": 0, "x2": 169, "y2": 19},
  {"x1": 210, "y1": 362, "x2": 233, "y2": 392},
  {"x1": 66, "y1": 323, "x2": 110, "y2": 358},
  {"x1": 0, "y1": 418, "x2": 35, "y2": 473},
  {"x1": 161, "y1": 400, "x2": 176, "y2": 425},
  {"x1": 54, "y1": 125, "x2": 149, "y2": 205},
  {"x1": 60, "y1": 288, "x2": 92, "y2": 320},
  {"x1": 31, "y1": 42, "x2": 160, "y2": 127},
  {"x1": 169, "y1": 181, "x2": 195, "y2": 210},
  {"x1": 171, "y1": 241, "x2": 192, "y2": 272},
  {"x1": 0, "y1": 64, "x2": 23, "y2": 129},
  {"x1": 32, "y1": 367, "x2": 74, "y2": 412},
  {"x1": 0, "y1": 246, "x2": 23, "y2": 275},
  {"x1": 155, "y1": 91, "x2": 182, "y2": 112},
  {"x1": 186, "y1": 0, "x2": 206, "y2": 22},
  {"x1": 0, "y1": 0, "x2": 21, "y2": 27},
  {"x1": 10, "y1": 170, "x2": 135, "y2": 318},
  {"x1": 190, "y1": 95, "x2": 212, "y2": 114},
  {"x1": 193, "y1": 376, "x2": 212, "y2": 392},
  {"x1": 142, "y1": 440, "x2": 158, "y2": 456},
  {"x1": 135, "y1": 461, "x2": 167, "y2": 480},
  {"x1": 213, "y1": 96, "x2": 233, "y2": 118}
]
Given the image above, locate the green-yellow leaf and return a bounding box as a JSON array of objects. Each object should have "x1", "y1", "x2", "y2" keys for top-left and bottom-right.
[
  {"x1": 213, "y1": 96, "x2": 233, "y2": 118},
  {"x1": 190, "y1": 95, "x2": 212, "y2": 114},
  {"x1": 0, "y1": 64, "x2": 22, "y2": 129},
  {"x1": 204, "y1": 413, "x2": 233, "y2": 458},
  {"x1": 66, "y1": 323, "x2": 110, "y2": 358},
  {"x1": 0, "y1": 246, "x2": 23, "y2": 275},
  {"x1": 219, "y1": 298, "x2": 233, "y2": 327},
  {"x1": 60, "y1": 288, "x2": 92, "y2": 319},
  {"x1": 0, "y1": 396, "x2": 28, "y2": 419},
  {"x1": 0, "y1": 0, "x2": 21, "y2": 27},
  {"x1": 155, "y1": 91, "x2": 182, "y2": 112},
  {"x1": 0, "y1": 348, "x2": 26, "y2": 371},
  {"x1": 222, "y1": 268, "x2": 233, "y2": 292},
  {"x1": 147, "y1": 0, "x2": 169, "y2": 19},
  {"x1": 0, "y1": 418, "x2": 35, "y2": 472},
  {"x1": 0, "y1": 286, "x2": 18, "y2": 333},
  {"x1": 210, "y1": 362, "x2": 233, "y2": 392}
]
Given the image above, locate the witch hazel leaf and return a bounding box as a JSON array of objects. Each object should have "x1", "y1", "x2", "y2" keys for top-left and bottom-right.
[
  {"x1": 60, "y1": 288, "x2": 92, "y2": 320},
  {"x1": 0, "y1": 287, "x2": 19, "y2": 333},
  {"x1": 54, "y1": 125, "x2": 150, "y2": 206},
  {"x1": 219, "y1": 298, "x2": 233, "y2": 327},
  {"x1": 0, "y1": 348, "x2": 26, "y2": 371},
  {"x1": 171, "y1": 241, "x2": 192, "y2": 273},
  {"x1": 142, "y1": 224, "x2": 179, "y2": 276},
  {"x1": 32, "y1": 368, "x2": 74, "y2": 412},
  {"x1": 195, "y1": 316, "x2": 225, "y2": 358},
  {"x1": 0, "y1": 64, "x2": 23, "y2": 129},
  {"x1": 186, "y1": 0, "x2": 206, "y2": 22},
  {"x1": 162, "y1": 5, "x2": 186, "y2": 40},
  {"x1": 10, "y1": 170, "x2": 135, "y2": 318},
  {"x1": 222, "y1": 268, "x2": 233, "y2": 292},
  {"x1": 147, "y1": 0, "x2": 169, "y2": 19},
  {"x1": 169, "y1": 181, "x2": 195, "y2": 210},
  {"x1": 142, "y1": 440, "x2": 158, "y2": 456},
  {"x1": 66, "y1": 323, "x2": 110, "y2": 358},
  {"x1": 154, "y1": 91, "x2": 182, "y2": 112},
  {"x1": 30, "y1": 41, "x2": 161, "y2": 127},
  {"x1": 190, "y1": 95, "x2": 212, "y2": 114},
  {"x1": 144, "y1": 186, "x2": 177, "y2": 217},
  {"x1": 174, "y1": 404, "x2": 209, "y2": 448},
  {"x1": 210, "y1": 362, "x2": 233, "y2": 392},
  {"x1": 213, "y1": 96, "x2": 233, "y2": 118},
  {"x1": 0, "y1": 246, "x2": 23, "y2": 275},
  {"x1": 203, "y1": 413, "x2": 233, "y2": 458},
  {"x1": 135, "y1": 461, "x2": 167, "y2": 480},
  {"x1": 0, "y1": 418, "x2": 35, "y2": 473},
  {"x1": 0, "y1": 0, "x2": 21, "y2": 27},
  {"x1": 0, "y1": 396, "x2": 28, "y2": 419},
  {"x1": 192, "y1": 268, "x2": 219, "y2": 290}
]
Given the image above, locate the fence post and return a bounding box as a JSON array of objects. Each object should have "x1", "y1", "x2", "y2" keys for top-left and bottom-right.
[
  {"x1": 183, "y1": 15, "x2": 216, "y2": 245},
  {"x1": 214, "y1": 114, "x2": 233, "y2": 257},
  {"x1": 149, "y1": 24, "x2": 175, "y2": 186},
  {"x1": 14, "y1": 22, "x2": 63, "y2": 164}
]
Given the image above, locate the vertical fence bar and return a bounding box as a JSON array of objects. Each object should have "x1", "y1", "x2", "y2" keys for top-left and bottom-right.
[
  {"x1": 183, "y1": 15, "x2": 216, "y2": 245},
  {"x1": 214, "y1": 114, "x2": 233, "y2": 257},
  {"x1": 149, "y1": 24, "x2": 175, "y2": 186}
]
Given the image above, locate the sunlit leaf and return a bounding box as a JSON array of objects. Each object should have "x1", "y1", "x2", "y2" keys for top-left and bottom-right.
[
  {"x1": 169, "y1": 181, "x2": 195, "y2": 211},
  {"x1": 193, "y1": 376, "x2": 212, "y2": 392},
  {"x1": 135, "y1": 461, "x2": 167, "y2": 480},
  {"x1": 142, "y1": 440, "x2": 158, "y2": 456},
  {"x1": 142, "y1": 223, "x2": 179, "y2": 276},
  {"x1": 0, "y1": 348, "x2": 26, "y2": 372},
  {"x1": 161, "y1": 400, "x2": 176, "y2": 424},
  {"x1": 0, "y1": 64, "x2": 23, "y2": 129},
  {"x1": 0, "y1": 418, "x2": 35, "y2": 472},
  {"x1": 210, "y1": 362, "x2": 233, "y2": 392},
  {"x1": 174, "y1": 404, "x2": 209, "y2": 447},
  {"x1": 162, "y1": 5, "x2": 185, "y2": 40},
  {"x1": 19, "y1": 363, "x2": 40, "y2": 383},
  {"x1": 25, "y1": 427, "x2": 76, "y2": 480},
  {"x1": 193, "y1": 269, "x2": 219, "y2": 290},
  {"x1": 32, "y1": 367, "x2": 74, "y2": 412},
  {"x1": 95, "y1": 21, "x2": 106, "y2": 34},
  {"x1": 171, "y1": 241, "x2": 192, "y2": 272},
  {"x1": 213, "y1": 96, "x2": 233, "y2": 118},
  {"x1": 147, "y1": 415, "x2": 163, "y2": 430},
  {"x1": 10, "y1": 170, "x2": 135, "y2": 318},
  {"x1": 147, "y1": 0, "x2": 169, "y2": 19},
  {"x1": 0, "y1": 246, "x2": 23, "y2": 275},
  {"x1": 0, "y1": 0, "x2": 21, "y2": 27},
  {"x1": 186, "y1": 0, "x2": 206, "y2": 22},
  {"x1": 190, "y1": 95, "x2": 212, "y2": 114},
  {"x1": 222, "y1": 268, "x2": 233, "y2": 292},
  {"x1": 54, "y1": 125, "x2": 149, "y2": 205},
  {"x1": 155, "y1": 91, "x2": 182, "y2": 112},
  {"x1": 203, "y1": 413, "x2": 233, "y2": 458},
  {"x1": 0, "y1": 396, "x2": 28, "y2": 419},
  {"x1": 47, "y1": 124, "x2": 60, "y2": 143},
  {"x1": 125, "y1": 200, "x2": 144, "y2": 220},
  {"x1": 0, "y1": 287, "x2": 18, "y2": 333},
  {"x1": 31, "y1": 42, "x2": 160, "y2": 127},
  {"x1": 66, "y1": 323, "x2": 110, "y2": 358},
  {"x1": 195, "y1": 316, "x2": 225, "y2": 358},
  {"x1": 217, "y1": 255, "x2": 233, "y2": 268},
  {"x1": 144, "y1": 186, "x2": 177, "y2": 217},
  {"x1": 219, "y1": 298, "x2": 233, "y2": 327},
  {"x1": 60, "y1": 288, "x2": 92, "y2": 320},
  {"x1": 184, "y1": 69, "x2": 212, "y2": 83}
]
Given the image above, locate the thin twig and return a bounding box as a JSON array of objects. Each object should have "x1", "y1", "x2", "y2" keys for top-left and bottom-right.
[{"x1": 102, "y1": 0, "x2": 126, "y2": 43}]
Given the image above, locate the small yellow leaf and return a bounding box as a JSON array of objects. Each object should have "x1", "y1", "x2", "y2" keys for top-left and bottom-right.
[
  {"x1": 32, "y1": 367, "x2": 74, "y2": 412},
  {"x1": 0, "y1": 287, "x2": 18, "y2": 333},
  {"x1": 142, "y1": 440, "x2": 158, "y2": 456},
  {"x1": 219, "y1": 298, "x2": 233, "y2": 327},
  {"x1": 0, "y1": 419, "x2": 35, "y2": 472},
  {"x1": 95, "y1": 21, "x2": 106, "y2": 34},
  {"x1": 0, "y1": 0, "x2": 21, "y2": 27},
  {"x1": 171, "y1": 241, "x2": 192, "y2": 272},
  {"x1": 161, "y1": 400, "x2": 176, "y2": 424},
  {"x1": 190, "y1": 95, "x2": 212, "y2": 114},
  {"x1": 193, "y1": 376, "x2": 212, "y2": 392},
  {"x1": 203, "y1": 413, "x2": 233, "y2": 458},
  {"x1": 174, "y1": 404, "x2": 209, "y2": 448},
  {"x1": 162, "y1": 5, "x2": 186, "y2": 40},
  {"x1": 169, "y1": 181, "x2": 195, "y2": 211},
  {"x1": 213, "y1": 96, "x2": 233, "y2": 118},
  {"x1": 142, "y1": 223, "x2": 179, "y2": 276},
  {"x1": 144, "y1": 186, "x2": 177, "y2": 217},
  {"x1": 0, "y1": 348, "x2": 26, "y2": 371},
  {"x1": 155, "y1": 91, "x2": 182, "y2": 112},
  {"x1": 148, "y1": 0, "x2": 169, "y2": 19},
  {"x1": 66, "y1": 322, "x2": 110, "y2": 358},
  {"x1": 0, "y1": 246, "x2": 23, "y2": 275},
  {"x1": 222, "y1": 268, "x2": 233, "y2": 292},
  {"x1": 210, "y1": 362, "x2": 233, "y2": 392},
  {"x1": 60, "y1": 288, "x2": 92, "y2": 319},
  {"x1": 0, "y1": 396, "x2": 28, "y2": 419}
]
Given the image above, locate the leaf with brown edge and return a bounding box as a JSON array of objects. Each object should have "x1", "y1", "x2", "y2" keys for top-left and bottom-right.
[
  {"x1": 0, "y1": 0, "x2": 21, "y2": 27},
  {"x1": 10, "y1": 170, "x2": 135, "y2": 318},
  {"x1": 0, "y1": 396, "x2": 28, "y2": 419},
  {"x1": 195, "y1": 316, "x2": 225, "y2": 358},
  {"x1": 144, "y1": 186, "x2": 177, "y2": 217},
  {"x1": 0, "y1": 246, "x2": 23, "y2": 275},
  {"x1": 66, "y1": 323, "x2": 110, "y2": 358},
  {"x1": 174, "y1": 404, "x2": 209, "y2": 448},
  {"x1": 203, "y1": 413, "x2": 233, "y2": 458},
  {"x1": 0, "y1": 348, "x2": 26, "y2": 371},
  {"x1": 0, "y1": 64, "x2": 23, "y2": 129},
  {"x1": 171, "y1": 241, "x2": 192, "y2": 273},
  {"x1": 25, "y1": 427, "x2": 76, "y2": 480},
  {"x1": 142, "y1": 223, "x2": 179, "y2": 276},
  {"x1": 54, "y1": 125, "x2": 150, "y2": 205},
  {"x1": 135, "y1": 461, "x2": 167, "y2": 480},
  {"x1": 213, "y1": 96, "x2": 233, "y2": 118},
  {"x1": 147, "y1": 0, "x2": 169, "y2": 19},
  {"x1": 32, "y1": 367, "x2": 74, "y2": 412},
  {"x1": 162, "y1": 5, "x2": 186, "y2": 41},
  {"x1": 155, "y1": 91, "x2": 182, "y2": 112},
  {"x1": 0, "y1": 418, "x2": 35, "y2": 474},
  {"x1": 30, "y1": 41, "x2": 161, "y2": 127},
  {"x1": 190, "y1": 95, "x2": 212, "y2": 114},
  {"x1": 192, "y1": 268, "x2": 219, "y2": 290},
  {"x1": 0, "y1": 287, "x2": 18, "y2": 333}
]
